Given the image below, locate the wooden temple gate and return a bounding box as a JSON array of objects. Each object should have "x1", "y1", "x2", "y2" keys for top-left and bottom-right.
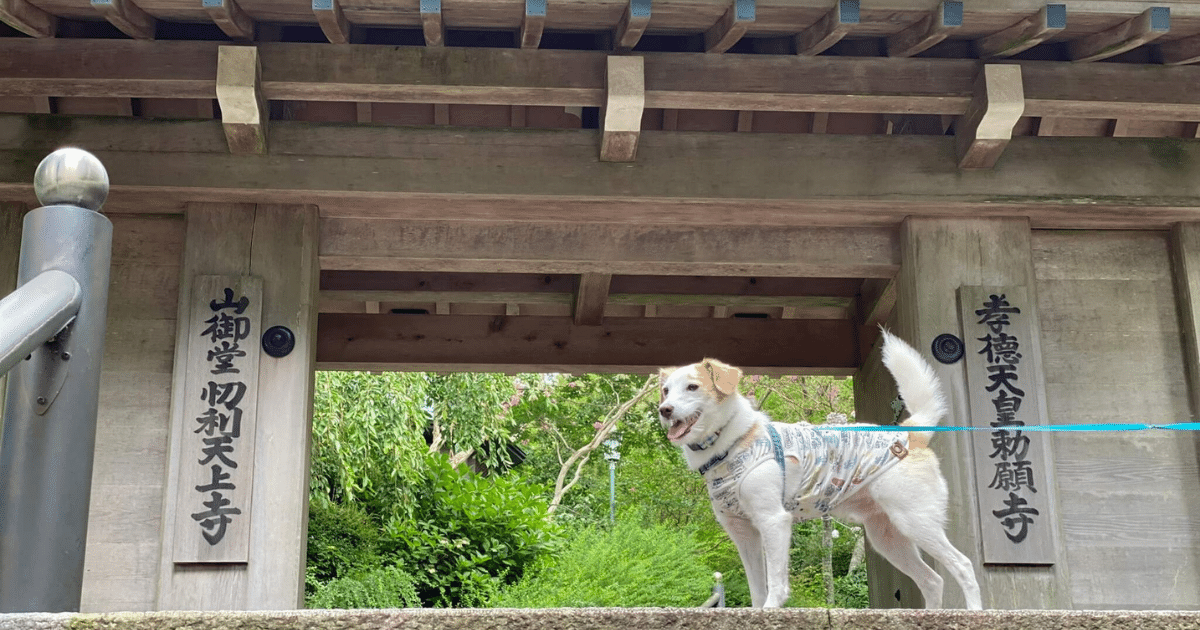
[{"x1": 3, "y1": 0, "x2": 1200, "y2": 614}]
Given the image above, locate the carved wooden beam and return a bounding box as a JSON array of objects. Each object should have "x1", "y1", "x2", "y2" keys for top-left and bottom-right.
[
  {"x1": 91, "y1": 0, "x2": 156, "y2": 39},
  {"x1": 421, "y1": 0, "x2": 445, "y2": 47},
  {"x1": 313, "y1": 0, "x2": 349, "y2": 44},
  {"x1": 521, "y1": 0, "x2": 546, "y2": 49},
  {"x1": 955, "y1": 64, "x2": 1024, "y2": 169},
  {"x1": 705, "y1": 0, "x2": 755, "y2": 54},
  {"x1": 600, "y1": 55, "x2": 645, "y2": 162},
  {"x1": 615, "y1": 0, "x2": 651, "y2": 52},
  {"x1": 216, "y1": 45, "x2": 267, "y2": 154},
  {"x1": 1068, "y1": 6, "x2": 1169, "y2": 63},
  {"x1": 796, "y1": 0, "x2": 858, "y2": 56},
  {"x1": 975, "y1": 4, "x2": 1065, "y2": 59},
  {"x1": 203, "y1": 0, "x2": 254, "y2": 40},
  {"x1": 887, "y1": 1, "x2": 963, "y2": 58},
  {"x1": 1, "y1": 0, "x2": 56, "y2": 37}
]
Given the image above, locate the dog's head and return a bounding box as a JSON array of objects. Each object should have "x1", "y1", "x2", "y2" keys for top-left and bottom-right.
[{"x1": 658, "y1": 358, "x2": 743, "y2": 445}]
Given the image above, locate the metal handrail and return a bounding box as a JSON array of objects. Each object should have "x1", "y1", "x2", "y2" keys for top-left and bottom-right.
[{"x1": 0, "y1": 269, "x2": 82, "y2": 377}]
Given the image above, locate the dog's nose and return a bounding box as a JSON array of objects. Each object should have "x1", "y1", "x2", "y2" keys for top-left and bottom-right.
[{"x1": 659, "y1": 404, "x2": 673, "y2": 418}]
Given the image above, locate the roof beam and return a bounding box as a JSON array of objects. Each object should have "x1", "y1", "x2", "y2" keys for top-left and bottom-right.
[
  {"x1": 90, "y1": 0, "x2": 155, "y2": 39},
  {"x1": 316, "y1": 313, "x2": 859, "y2": 374},
  {"x1": 521, "y1": 0, "x2": 546, "y2": 50},
  {"x1": 216, "y1": 45, "x2": 267, "y2": 154},
  {"x1": 1068, "y1": 6, "x2": 1169, "y2": 63},
  {"x1": 955, "y1": 64, "x2": 1024, "y2": 170},
  {"x1": 203, "y1": 0, "x2": 253, "y2": 40},
  {"x1": 975, "y1": 4, "x2": 1065, "y2": 59},
  {"x1": 312, "y1": 0, "x2": 349, "y2": 44},
  {"x1": 705, "y1": 0, "x2": 754, "y2": 54},
  {"x1": 614, "y1": 0, "x2": 651, "y2": 52},
  {"x1": 0, "y1": 0, "x2": 55, "y2": 37},
  {"x1": 421, "y1": 0, "x2": 445, "y2": 47},
  {"x1": 573, "y1": 273, "x2": 612, "y2": 326},
  {"x1": 887, "y1": 1, "x2": 963, "y2": 58},
  {"x1": 600, "y1": 55, "x2": 644, "y2": 162},
  {"x1": 795, "y1": 0, "x2": 858, "y2": 56},
  {"x1": 1159, "y1": 34, "x2": 1200, "y2": 66}
]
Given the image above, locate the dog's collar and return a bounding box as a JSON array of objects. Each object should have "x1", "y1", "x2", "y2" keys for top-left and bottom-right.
[
  {"x1": 688, "y1": 428, "x2": 723, "y2": 452},
  {"x1": 696, "y1": 449, "x2": 729, "y2": 475}
]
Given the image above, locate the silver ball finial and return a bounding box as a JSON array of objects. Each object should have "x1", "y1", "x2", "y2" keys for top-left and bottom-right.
[{"x1": 34, "y1": 147, "x2": 109, "y2": 211}]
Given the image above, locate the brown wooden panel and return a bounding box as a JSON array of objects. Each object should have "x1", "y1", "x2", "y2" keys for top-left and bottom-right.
[{"x1": 316, "y1": 312, "x2": 858, "y2": 372}]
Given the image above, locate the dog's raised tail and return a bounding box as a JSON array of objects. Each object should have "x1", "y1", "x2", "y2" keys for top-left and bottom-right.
[{"x1": 880, "y1": 328, "x2": 948, "y2": 449}]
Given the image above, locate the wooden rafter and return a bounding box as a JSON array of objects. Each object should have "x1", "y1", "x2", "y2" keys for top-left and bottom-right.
[
  {"x1": 887, "y1": 1, "x2": 963, "y2": 58},
  {"x1": 705, "y1": 0, "x2": 754, "y2": 54},
  {"x1": 0, "y1": 0, "x2": 55, "y2": 37},
  {"x1": 421, "y1": 0, "x2": 445, "y2": 47},
  {"x1": 312, "y1": 0, "x2": 349, "y2": 44},
  {"x1": 203, "y1": 0, "x2": 253, "y2": 40},
  {"x1": 1159, "y1": 34, "x2": 1200, "y2": 66},
  {"x1": 1068, "y1": 6, "x2": 1169, "y2": 63},
  {"x1": 795, "y1": 0, "x2": 857, "y2": 56},
  {"x1": 316, "y1": 313, "x2": 859, "y2": 374},
  {"x1": 521, "y1": 0, "x2": 546, "y2": 50},
  {"x1": 91, "y1": 0, "x2": 156, "y2": 40},
  {"x1": 573, "y1": 273, "x2": 612, "y2": 326},
  {"x1": 615, "y1": 0, "x2": 651, "y2": 52},
  {"x1": 975, "y1": 3, "x2": 1065, "y2": 59}
]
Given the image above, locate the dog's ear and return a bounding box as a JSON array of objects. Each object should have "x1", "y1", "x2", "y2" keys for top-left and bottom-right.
[{"x1": 701, "y1": 358, "x2": 742, "y2": 398}]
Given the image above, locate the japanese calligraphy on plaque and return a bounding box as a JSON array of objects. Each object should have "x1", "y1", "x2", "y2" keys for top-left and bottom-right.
[
  {"x1": 174, "y1": 275, "x2": 262, "y2": 563},
  {"x1": 958, "y1": 285, "x2": 1058, "y2": 566}
]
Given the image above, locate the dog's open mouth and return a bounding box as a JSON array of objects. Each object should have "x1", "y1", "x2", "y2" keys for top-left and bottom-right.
[{"x1": 667, "y1": 411, "x2": 701, "y2": 442}]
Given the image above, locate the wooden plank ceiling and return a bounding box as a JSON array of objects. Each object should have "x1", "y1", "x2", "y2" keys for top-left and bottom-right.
[{"x1": 3, "y1": 1, "x2": 1200, "y2": 373}]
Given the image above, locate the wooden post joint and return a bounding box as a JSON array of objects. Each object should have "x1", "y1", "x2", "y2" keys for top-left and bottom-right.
[
  {"x1": 216, "y1": 45, "x2": 267, "y2": 155},
  {"x1": 573, "y1": 273, "x2": 612, "y2": 326},
  {"x1": 956, "y1": 64, "x2": 1024, "y2": 170},
  {"x1": 600, "y1": 55, "x2": 645, "y2": 163}
]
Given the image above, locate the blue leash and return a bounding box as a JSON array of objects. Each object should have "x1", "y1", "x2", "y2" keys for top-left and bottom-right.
[{"x1": 812, "y1": 422, "x2": 1200, "y2": 433}]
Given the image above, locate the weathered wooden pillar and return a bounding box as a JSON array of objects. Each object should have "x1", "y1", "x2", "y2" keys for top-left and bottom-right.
[
  {"x1": 855, "y1": 217, "x2": 1071, "y2": 609},
  {"x1": 157, "y1": 202, "x2": 318, "y2": 610},
  {"x1": 1170, "y1": 223, "x2": 1200, "y2": 418}
]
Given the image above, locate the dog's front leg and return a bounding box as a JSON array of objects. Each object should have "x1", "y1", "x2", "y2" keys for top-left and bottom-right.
[
  {"x1": 718, "y1": 514, "x2": 768, "y2": 607},
  {"x1": 752, "y1": 510, "x2": 794, "y2": 608}
]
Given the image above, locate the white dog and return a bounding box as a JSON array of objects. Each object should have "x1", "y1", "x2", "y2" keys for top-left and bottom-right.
[{"x1": 657, "y1": 329, "x2": 981, "y2": 609}]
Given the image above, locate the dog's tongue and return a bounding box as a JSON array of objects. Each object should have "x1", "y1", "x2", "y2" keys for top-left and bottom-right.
[{"x1": 668, "y1": 419, "x2": 690, "y2": 441}]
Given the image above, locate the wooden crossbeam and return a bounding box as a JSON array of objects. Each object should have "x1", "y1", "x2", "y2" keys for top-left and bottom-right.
[
  {"x1": 316, "y1": 313, "x2": 859, "y2": 374},
  {"x1": 705, "y1": 0, "x2": 754, "y2": 54},
  {"x1": 887, "y1": 1, "x2": 963, "y2": 58},
  {"x1": 521, "y1": 0, "x2": 546, "y2": 50},
  {"x1": 1159, "y1": 34, "x2": 1200, "y2": 66},
  {"x1": 0, "y1": 0, "x2": 55, "y2": 37},
  {"x1": 955, "y1": 64, "x2": 1024, "y2": 169},
  {"x1": 601, "y1": 55, "x2": 644, "y2": 162},
  {"x1": 203, "y1": 0, "x2": 253, "y2": 40},
  {"x1": 615, "y1": 0, "x2": 651, "y2": 52},
  {"x1": 796, "y1": 0, "x2": 857, "y2": 56},
  {"x1": 1068, "y1": 6, "x2": 1169, "y2": 63},
  {"x1": 216, "y1": 45, "x2": 266, "y2": 154},
  {"x1": 421, "y1": 0, "x2": 445, "y2": 47},
  {"x1": 313, "y1": 0, "x2": 349, "y2": 44},
  {"x1": 573, "y1": 272, "x2": 611, "y2": 325},
  {"x1": 975, "y1": 4, "x2": 1065, "y2": 59},
  {"x1": 91, "y1": 0, "x2": 155, "y2": 39}
]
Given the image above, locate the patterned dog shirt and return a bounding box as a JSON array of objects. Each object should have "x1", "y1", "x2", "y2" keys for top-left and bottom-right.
[{"x1": 701, "y1": 422, "x2": 909, "y2": 520}]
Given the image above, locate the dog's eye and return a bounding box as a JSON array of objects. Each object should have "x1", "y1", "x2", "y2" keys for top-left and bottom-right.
[
  {"x1": 662, "y1": 387, "x2": 669, "y2": 397},
  {"x1": 687, "y1": 384, "x2": 699, "y2": 391}
]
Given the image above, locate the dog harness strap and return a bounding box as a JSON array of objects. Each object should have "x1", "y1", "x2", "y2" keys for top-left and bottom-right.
[{"x1": 766, "y1": 423, "x2": 786, "y2": 506}]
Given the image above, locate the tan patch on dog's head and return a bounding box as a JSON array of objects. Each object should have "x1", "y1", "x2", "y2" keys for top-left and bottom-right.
[{"x1": 699, "y1": 358, "x2": 742, "y2": 400}]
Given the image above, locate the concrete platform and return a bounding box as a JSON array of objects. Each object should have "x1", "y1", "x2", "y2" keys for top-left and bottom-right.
[{"x1": 3, "y1": 609, "x2": 1200, "y2": 630}]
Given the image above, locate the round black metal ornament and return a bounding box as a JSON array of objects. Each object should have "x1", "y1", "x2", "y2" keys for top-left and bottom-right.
[
  {"x1": 931, "y1": 333, "x2": 964, "y2": 364},
  {"x1": 262, "y1": 325, "x2": 296, "y2": 358}
]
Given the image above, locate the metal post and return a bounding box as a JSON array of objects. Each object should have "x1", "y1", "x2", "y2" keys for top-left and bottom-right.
[{"x1": 0, "y1": 148, "x2": 113, "y2": 613}]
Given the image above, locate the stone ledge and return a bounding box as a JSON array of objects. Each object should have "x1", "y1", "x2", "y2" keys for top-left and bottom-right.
[{"x1": 2, "y1": 608, "x2": 1199, "y2": 630}]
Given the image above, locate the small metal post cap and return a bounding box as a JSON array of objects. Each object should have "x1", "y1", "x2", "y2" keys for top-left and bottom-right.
[{"x1": 33, "y1": 147, "x2": 109, "y2": 211}]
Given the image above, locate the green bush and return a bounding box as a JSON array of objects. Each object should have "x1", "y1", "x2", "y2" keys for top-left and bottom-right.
[
  {"x1": 306, "y1": 502, "x2": 383, "y2": 591},
  {"x1": 492, "y1": 514, "x2": 715, "y2": 608},
  {"x1": 384, "y1": 453, "x2": 562, "y2": 607},
  {"x1": 306, "y1": 565, "x2": 422, "y2": 609}
]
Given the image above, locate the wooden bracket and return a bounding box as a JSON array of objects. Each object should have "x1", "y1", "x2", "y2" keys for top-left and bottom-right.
[
  {"x1": 600, "y1": 55, "x2": 645, "y2": 162},
  {"x1": 203, "y1": 0, "x2": 253, "y2": 40},
  {"x1": 796, "y1": 0, "x2": 857, "y2": 56},
  {"x1": 705, "y1": 0, "x2": 754, "y2": 54},
  {"x1": 615, "y1": 0, "x2": 651, "y2": 52},
  {"x1": 573, "y1": 273, "x2": 611, "y2": 326},
  {"x1": 955, "y1": 64, "x2": 1024, "y2": 170},
  {"x1": 0, "y1": 0, "x2": 56, "y2": 37},
  {"x1": 1159, "y1": 33, "x2": 1200, "y2": 66},
  {"x1": 888, "y1": 1, "x2": 962, "y2": 58},
  {"x1": 1068, "y1": 6, "x2": 1169, "y2": 63},
  {"x1": 313, "y1": 0, "x2": 349, "y2": 44},
  {"x1": 91, "y1": 0, "x2": 156, "y2": 39},
  {"x1": 521, "y1": 0, "x2": 546, "y2": 49},
  {"x1": 421, "y1": 0, "x2": 445, "y2": 47},
  {"x1": 975, "y1": 4, "x2": 1065, "y2": 59},
  {"x1": 216, "y1": 46, "x2": 267, "y2": 154}
]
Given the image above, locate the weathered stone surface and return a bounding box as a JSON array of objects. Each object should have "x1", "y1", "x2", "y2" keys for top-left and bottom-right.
[{"x1": 2, "y1": 609, "x2": 1200, "y2": 630}]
